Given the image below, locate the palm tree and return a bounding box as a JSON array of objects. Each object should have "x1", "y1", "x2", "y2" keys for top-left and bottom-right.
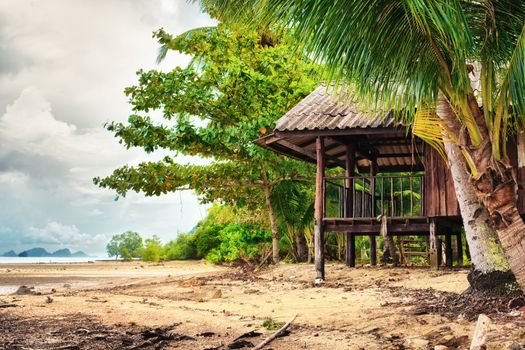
[{"x1": 199, "y1": 0, "x2": 525, "y2": 290}]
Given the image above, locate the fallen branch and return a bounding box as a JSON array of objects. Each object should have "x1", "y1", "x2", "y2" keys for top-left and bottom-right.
[
  {"x1": 0, "y1": 303, "x2": 18, "y2": 308},
  {"x1": 253, "y1": 314, "x2": 297, "y2": 350},
  {"x1": 255, "y1": 249, "x2": 273, "y2": 271},
  {"x1": 55, "y1": 344, "x2": 80, "y2": 350}
]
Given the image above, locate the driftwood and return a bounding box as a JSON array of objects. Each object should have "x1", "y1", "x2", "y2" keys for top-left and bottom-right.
[
  {"x1": 0, "y1": 303, "x2": 18, "y2": 308},
  {"x1": 233, "y1": 330, "x2": 262, "y2": 342},
  {"x1": 470, "y1": 314, "x2": 492, "y2": 350},
  {"x1": 252, "y1": 314, "x2": 297, "y2": 350},
  {"x1": 84, "y1": 299, "x2": 108, "y2": 303}
]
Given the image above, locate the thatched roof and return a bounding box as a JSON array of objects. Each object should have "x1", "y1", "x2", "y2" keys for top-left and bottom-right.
[
  {"x1": 256, "y1": 84, "x2": 424, "y2": 172},
  {"x1": 275, "y1": 84, "x2": 394, "y2": 132}
]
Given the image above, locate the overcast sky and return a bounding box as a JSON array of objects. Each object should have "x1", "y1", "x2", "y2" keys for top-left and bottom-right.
[{"x1": 0, "y1": 0, "x2": 215, "y2": 256}]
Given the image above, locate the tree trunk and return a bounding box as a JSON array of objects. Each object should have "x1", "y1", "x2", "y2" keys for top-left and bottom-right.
[
  {"x1": 307, "y1": 230, "x2": 314, "y2": 263},
  {"x1": 444, "y1": 141, "x2": 510, "y2": 273},
  {"x1": 261, "y1": 169, "x2": 280, "y2": 264},
  {"x1": 473, "y1": 164, "x2": 525, "y2": 291},
  {"x1": 295, "y1": 231, "x2": 308, "y2": 262},
  {"x1": 436, "y1": 92, "x2": 519, "y2": 291}
]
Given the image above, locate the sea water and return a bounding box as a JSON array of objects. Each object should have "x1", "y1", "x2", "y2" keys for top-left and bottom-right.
[
  {"x1": 0, "y1": 256, "x2": 108, "y2": 295},
  {"x1": 0, "y1": 256, "x2": 105, "y2": 264}
]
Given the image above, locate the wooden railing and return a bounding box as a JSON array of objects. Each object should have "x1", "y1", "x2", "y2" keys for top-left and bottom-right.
[{"x1": 323, "y1": 174, "x2": 425, "y2": 219}]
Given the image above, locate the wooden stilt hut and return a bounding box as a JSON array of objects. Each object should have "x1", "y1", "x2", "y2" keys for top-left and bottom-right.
[{"x1": 256, "y1": 84, "x2": 466, "y2": 280}]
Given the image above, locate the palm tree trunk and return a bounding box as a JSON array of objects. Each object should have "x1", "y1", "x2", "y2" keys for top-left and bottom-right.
[
  {"x1": 472, "y1": 162, "x2": 525, "y2": 290},
  {"x1": 437, "y1": 92, "x2": 522, "y2": 290},
  {"x1": 444, "y1": 142, "x2": 510, "y2": 275},
  {"x1": 261, "y1": 168, "x2": 280, "y2": 264}
]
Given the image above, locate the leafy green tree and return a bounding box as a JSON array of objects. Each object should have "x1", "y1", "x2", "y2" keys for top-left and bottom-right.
[
  {"x1": 205, "y1": 0, "x2": 525, "y2": 290},
  {"x1": 141, "y1": 235, "x2": 163, "y2": 262},
  {"x1": 106, "y1": 231, "x2": 143, "y2": 260},
  {"x1": 94, "y1": 24, "x2": 319, "y2": 264}
]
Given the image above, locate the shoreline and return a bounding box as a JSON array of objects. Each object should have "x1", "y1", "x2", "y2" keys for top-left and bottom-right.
[{"x1": 0, "y1": 260, "x2": 223, "y2": 296}]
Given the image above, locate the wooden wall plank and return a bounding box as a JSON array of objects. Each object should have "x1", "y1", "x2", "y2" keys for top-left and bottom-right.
[
  {"x1": 438, "y1": 153, "x2": 447, "y2": 216},
  {"x1": 423, "y1": 145, "x2": 460, "y2": 217}
]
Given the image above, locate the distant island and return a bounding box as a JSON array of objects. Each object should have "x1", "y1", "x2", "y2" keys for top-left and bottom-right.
[{"x1": 1, "y1": 248, "x2": 89, "y2": 258}]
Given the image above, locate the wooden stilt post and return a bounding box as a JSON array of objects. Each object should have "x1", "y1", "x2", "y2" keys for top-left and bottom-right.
[
  {"x1": 456, "y1": 232, "x2": 463, "y2": 266},
  {"x1": 345, "y1": 144, "x2": 356, "y2": 267},
  {"x1": 314, "y1": 137, "x2": 325, "y2": 281},
  {"x1": 445, "y1": 232, "x2": 453, "y2": 267},
  {"x1": 437, "y1": 235, "x2": 443, "y2": 267},
  {"x1": 369, "y1": 157, "x2": 378, "y2": 266},
  {"x1": 370, "y1": 235, "x2": 377, "y2": 266},
  {"x1": 429, "y1": 220, "x2": 439, "y2": 270},
  {"x1": 347, "y1": 234, "x2": 356, "y2": 267}
]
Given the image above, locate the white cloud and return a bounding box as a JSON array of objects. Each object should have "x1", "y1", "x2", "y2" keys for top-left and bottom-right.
[
  {"x1": 87, "y1": 209, "x2": 103, "y2": 217},
  {"x1": 26, "y1": 221, "x2": 108, "y2": 252},
  {"x1": 0, "y1": 0, "x2": 215, "y2": 129},
  {"x1": 0, "y1": 170, "x2": 29, "y2": 184},
  {"x1": 0, "y1": 1, "x2": 215, "y2": 255},
  {"x1": 0, "y1": 86, "x2": 76, "y2": 155}
]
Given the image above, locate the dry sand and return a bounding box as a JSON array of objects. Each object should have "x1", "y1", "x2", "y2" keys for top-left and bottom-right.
[{"x1": 0, "y1": 261, "x2": 523, "y2": 349}]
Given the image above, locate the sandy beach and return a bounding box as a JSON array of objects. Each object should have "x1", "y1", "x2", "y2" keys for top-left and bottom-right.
[{"x1": 0, "y1": 261, "x2": 523, "y2": 349}]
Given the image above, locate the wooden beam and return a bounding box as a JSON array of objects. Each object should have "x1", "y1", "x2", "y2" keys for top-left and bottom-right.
[
  {"x1": 258, "y1": 134, "x2": 281, "y2": 145},
  {"x1": 297, "y1": 137, "x2": 343, "y2": 150},
  {"x1": 323, "y1": 141, "x2": 343, "y2": 152},
  {"x1": 366, "y1": 139, "x2": 415, "y2": 146},
  {"x1": 276, "y1": 139, "x2": 345, "y2": 168},
  {"x1": 277, "y1": 139, "x2": 317, "y2": 160},
  {"x1": 297, "y1": 138, "x2": 316, "y2": 148},
  {"x1": 363, "y1": 152, "x2": 420, "y2": 159},
  {"x1": 357, "y1": 165, "x2": 425, "y2": 173},
  {"x1": 325, "y1": 223, "x2": 431, "y2": 233},
  {"x1": 314, "y1": 136, "x2": 325, "y2": 281},
  {"x1": 323, "y1": 215, "x2": 429, "y2": 223}
]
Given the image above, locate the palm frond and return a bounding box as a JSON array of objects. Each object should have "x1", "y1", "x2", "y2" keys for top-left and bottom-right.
[
  {"x1": 412, "y1": 109, "x2": 448, "y2": 162},
  {"x1": 201, "y1": 1, "x2": 483, "y2": 117}
]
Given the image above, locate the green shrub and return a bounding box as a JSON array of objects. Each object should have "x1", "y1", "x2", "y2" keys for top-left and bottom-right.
[
  {"x1": 193, "y1": 223, "x2": 222, "y2": 258},
  {"x1": 205, "y1": 223, "x2": 271, "y2": 263},
  {"x1": 163, "y1": 233, "x2": 197, "y2": 260},
  {"x1": 141, "y1": 235, "x2": 163, "y2": 262}
]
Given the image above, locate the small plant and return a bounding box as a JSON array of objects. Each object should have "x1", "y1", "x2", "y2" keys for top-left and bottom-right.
[{"x1": 262, "y1": 318, "x2": 283, "y2": 330}]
